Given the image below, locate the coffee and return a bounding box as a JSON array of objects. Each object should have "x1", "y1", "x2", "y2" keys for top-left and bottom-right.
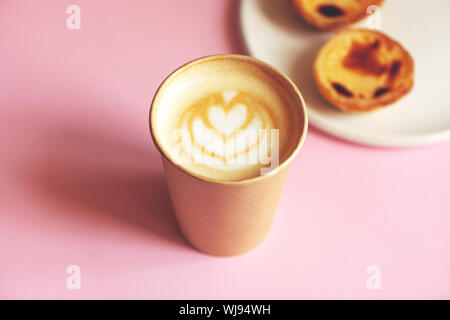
[
  {"x1": 152, "y1": 56, "x2": 302, "y2": 181},
  {"x1": 150, "y1": 55, "x2": 308, "y2": 255}
]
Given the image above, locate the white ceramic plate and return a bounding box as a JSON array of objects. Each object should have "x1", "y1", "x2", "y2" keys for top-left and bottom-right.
[{"x1": 240, "y1": 0, "x2": 450, "y2": 147}]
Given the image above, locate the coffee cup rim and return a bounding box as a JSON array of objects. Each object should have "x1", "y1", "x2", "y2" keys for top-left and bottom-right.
[{"x1": 149, "y1": 54, "x2": 308, "y2": 185}]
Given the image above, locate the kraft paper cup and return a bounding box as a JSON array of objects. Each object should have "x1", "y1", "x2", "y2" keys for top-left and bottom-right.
[{"x1": 149, "y1": 54, "x2": 308, "y2": 256}]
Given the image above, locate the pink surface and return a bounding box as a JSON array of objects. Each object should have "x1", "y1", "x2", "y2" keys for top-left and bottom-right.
[{"x1": 0, "y1": 0, "x2": 449, "y2": 299}]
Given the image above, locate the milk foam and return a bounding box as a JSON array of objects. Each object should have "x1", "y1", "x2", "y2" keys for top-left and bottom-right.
[{"x1": 153, "y1": 57, "x2": 301, "y2": 181}]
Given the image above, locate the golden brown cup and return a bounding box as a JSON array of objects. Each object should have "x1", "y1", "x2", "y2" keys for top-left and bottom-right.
[{"x1": 149, "y1": 54, "x2": 308, "y2": 256}]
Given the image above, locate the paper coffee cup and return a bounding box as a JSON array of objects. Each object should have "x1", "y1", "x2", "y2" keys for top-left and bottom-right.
[{"x1": 149, "y1": 54, "x2": 307, "y2": 256}]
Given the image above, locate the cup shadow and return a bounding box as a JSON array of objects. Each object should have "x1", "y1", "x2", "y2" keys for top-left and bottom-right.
[{"x1": 22, "y1": 121, "x2": 187, "y2": 249}]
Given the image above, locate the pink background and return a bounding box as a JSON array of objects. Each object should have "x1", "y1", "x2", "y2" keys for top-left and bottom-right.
[{"x1": 1, "y1": 0, "x2": 449, "y2": 299}]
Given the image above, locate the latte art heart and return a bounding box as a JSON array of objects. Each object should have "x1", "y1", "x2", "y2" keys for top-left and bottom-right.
[
  {"x1": 208, "y1": 104, "x2": 247, "y2": 136},
  {"x1": 192, "y1": 115, "x2": 262, "y2": 158},
  {"x1": 173, "y1": 91, "x2": 278, "y2": 170}
]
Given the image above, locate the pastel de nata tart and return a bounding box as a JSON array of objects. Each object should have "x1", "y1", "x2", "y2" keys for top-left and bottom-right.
[
  {"x1": 291, "y1": 0, "x2": 385, "y2": 30},
  {"x1": 313, "y1": 29, "x2": 414, "y2": 113}
]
